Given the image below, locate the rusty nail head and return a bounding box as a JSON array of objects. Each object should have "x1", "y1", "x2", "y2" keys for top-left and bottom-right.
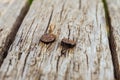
[
  {"x1": 61, "y1": 38, "x2": 76, "y2": 48},
  {"x1": 40, "y1": 33, "x2": 56, "y2": 44}
]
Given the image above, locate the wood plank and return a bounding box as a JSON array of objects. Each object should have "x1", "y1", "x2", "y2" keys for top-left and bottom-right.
[
  {"x1": 0, "y1": 0, "x2": 29, "y2": 65},
  {"x1": 0, "y1": 0, "x2": 13, "y2": 17},
  {"x1": 0, "y1": 0, "x2": 114, "y2": 80},
  {"x1": 106, "y1": 0, "x2": 120, "y2": 79}
]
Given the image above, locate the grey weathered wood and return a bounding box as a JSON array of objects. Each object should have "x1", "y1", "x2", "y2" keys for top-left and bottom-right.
[
  {"x1": 0, "y1": 0, "x2": 29, "y2": 64},
  {"x1": 106, "y1": 0, "x2": 120, "y2": 79},
  {"x1": 0, "y1": 0, "x2": 114, "y2": 80},
  {"x1": 0, "y1": 0, "x2": 12, "y2": 17}
]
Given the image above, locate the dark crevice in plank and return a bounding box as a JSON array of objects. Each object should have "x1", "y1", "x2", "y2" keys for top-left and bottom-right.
[
  {"x1": 102, "y1": 0, "x2": 120, "y2": 79},
  {"x1": 56, "y1": 55, "x2": 60, "y2": 72},
  {"x1": 68, "y1": 25, "x2": 70, "y2": 39},
  {"x1": 45, "y1": 9, "x2": 54, "y2": 33},
  {"x1": 60, "y1": 2, "x2": 65, "y2": 22},
  {"x1": 0, "y1": 2, "x2": 31, "y2": 67}
]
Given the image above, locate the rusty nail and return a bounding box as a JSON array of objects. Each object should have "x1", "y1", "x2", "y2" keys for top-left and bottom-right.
[
  {"x1": 40, "y1": 33, "x2": 56, "y2": 44},
  {"x1": 61, "y1": 38, "x2": 76, "y2": 48}
]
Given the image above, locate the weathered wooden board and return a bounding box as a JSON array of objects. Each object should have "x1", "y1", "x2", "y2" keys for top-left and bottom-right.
[
  {"x1": 0, "y1": 0, "x2": 114, "y2": 80},
  {"x1": 0, "y1": 0, "x2": 13, "y2": 17},
  {"x1": 106, "y1": 0, "x2": 120, "y2": 79},
  {"x1": 0, "y1": 0, "x2": 29, "y2": 64}
]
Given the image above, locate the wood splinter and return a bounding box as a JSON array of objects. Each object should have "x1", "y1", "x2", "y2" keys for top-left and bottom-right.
[{"x1": 40, "y1": 33, "x2": 56, "y2": 44}]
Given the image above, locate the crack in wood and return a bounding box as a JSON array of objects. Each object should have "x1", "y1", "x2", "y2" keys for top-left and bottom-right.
[
  {"x1": 56, "y1": 56, "x2": 60, "y2": 72},
  {"x1": 21, "y1": 23, "x2": 38, "y2": 77},
  {"x1": 45, "y1": 9, "x2": 54, "y2": 33},
  {"x1": 21, "y1": 51, "x2": 30, "y2": 77},
  {"x1": 18, "y1": 52, "x2": 22, "y2": 60},
  {"x1": 21, "y1": 18, "x2": 35, "y2": 47},
  {"x1": 68, "y1": 24, "x2": 71, "y2": 39},
  {"x1": 61, "y1": 48, "x2": 67, "y2": 57},
  {"x1": 60, "y1": 2, "x2": 65, "y2": 21},
  {"x1": 85, "y1": 53, "x2": 89, "y2": 68}
]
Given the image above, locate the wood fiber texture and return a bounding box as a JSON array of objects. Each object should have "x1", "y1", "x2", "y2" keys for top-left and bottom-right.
[
  {"x1": 0, "y1": 0, "x2": 29, "y2": 64},
  {"x1": 0, "y1": 0, "x2": 114, "y2": 80},
  {"x1": 0, "y1": 0, "x2": 13, "y2": 17}
]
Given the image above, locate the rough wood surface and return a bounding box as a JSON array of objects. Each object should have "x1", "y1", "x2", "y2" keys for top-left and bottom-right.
[
  {"x1": 0, "y1": 0, "x2": 114, "y2": 80},
  {"x1": 0, "y1": 0, "x2": 29, "y2": 64},
  {"x1": 0, "y1": 0, "x2": 13, "y2": 17},
  {"x1": 106, "y1": 0, "x2": 120, "y2": 79}
]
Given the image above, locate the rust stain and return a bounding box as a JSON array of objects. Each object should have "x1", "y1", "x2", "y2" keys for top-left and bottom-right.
[{"x1": 49, "y1": 24, "x2": 55, "y2": 33}]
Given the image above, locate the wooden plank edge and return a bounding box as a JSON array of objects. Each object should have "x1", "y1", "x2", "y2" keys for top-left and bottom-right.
[
  {"x1": 0, "y1": 0, "x2": 30, "y2": 66},
  {"x1": 102, "y1": 0, "x2": 120, "y2": 80}
]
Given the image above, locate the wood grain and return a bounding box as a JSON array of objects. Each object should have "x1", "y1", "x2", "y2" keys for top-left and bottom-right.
[
  {"x1": 0, "y1": 0, "x2": 13, "y2": 17},
  {"x1": 0, "y1": 0, "x2": 114, "y2": 80},
  {"x1": 0, "y1": 0, "x2": 29, "y2": 65},
  {"x1": 106, "y1": 0, "x2": 120, "y2": 79}
]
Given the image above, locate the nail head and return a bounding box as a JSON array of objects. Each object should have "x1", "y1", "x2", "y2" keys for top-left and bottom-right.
[
  {"x1": 40, "y1": 33, "x2": 56, "y2": 44},
  {"x1": 61, "y1": 38, "x2": 76, "y2": 48}
]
